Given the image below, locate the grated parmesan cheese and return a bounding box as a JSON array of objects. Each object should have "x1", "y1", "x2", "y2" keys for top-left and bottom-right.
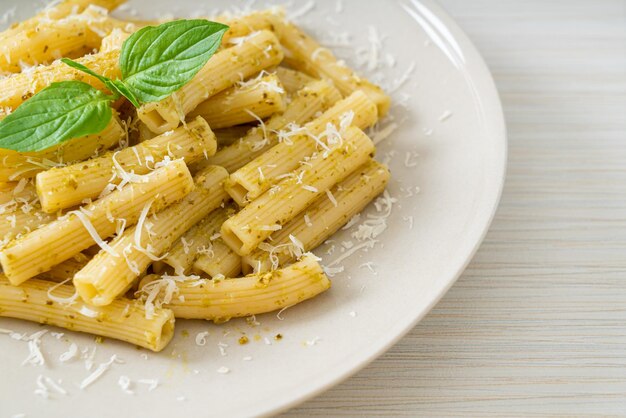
[
  {"x1": 69, "y1": 209, "x2": 118, "y2": 257},
  {"x1": 138, "y1": 379, "x2": 159, "y2": 391},
  {"x1": 195, "y1": 331, "x2": 210, "y2": 346},
  {"x1": 305, "y1": 337, "x2": 321, "y2": 346},
  {"x1": 80, "y1": 355, "x2": 124, "y2": 390},
  {"x1": 47, "y1": 279, "x2": 78, "y2": 306},
  {"x1": 59, "y1": 343, "x2": 79, "y2": 363},
  {"x1": 21, "y1": 330, "x2": 48, "y2": 367},
  {"x1": 326, "y1": 190, "x2": 338, "y2": 207},
  {"x1": 117, "y1": 376, "x2": 134, "y2": 395},
  {"x1": 34, "y1": 375, "x2": 67, "y2": 399},
  {"x1": 438, "y1": 110, "x2": 453, "y2": 122}
]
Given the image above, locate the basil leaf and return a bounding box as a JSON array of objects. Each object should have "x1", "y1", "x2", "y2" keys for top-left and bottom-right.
[
  {"x1": 120, "y1": 20, "x2": 229, "y2": 103},
  {"x1": 61, "y1": 58, "x2": 141, "y2": 107},
  {"x1": 0, "y1": 81, "x2": 113, "y2": 152}
]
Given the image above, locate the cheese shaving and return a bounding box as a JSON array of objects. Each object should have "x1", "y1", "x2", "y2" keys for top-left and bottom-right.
[
  {"x1": 118, "y1": 376, "x2": 134, "y2": 395},
  {"x1": 111, "y1": 151, "x2": 151, "y2": 187},
  {"x1": 80, "y1": 354, "x2": 124, "y2": 390},
  {"x1": 181, "y1": 237, "x2": 193, "y2": 254},
  {"x1": 59, "y1": 343, "x2": 79, "y2": 363},
  {"x1": 47, "y1": 279, "x2": 79, "y2": 306},
  {"x1": 21, "y1": 330, "x2": 48, "y2": 367},
  {"x1": 69, "y1": 209, "x2": 118, "y2": 257},
  {"x1": 34, "y1": 375, "x2": 67, "y2": 399},
  {"x1": 195, "y1": 331, "x2": 210, "y2": 346},
  {"x1": 326, "y1": 190, "x2": 338, "y2": 207},
  {"x1": 305, "y1": 337, "x2": 321, "y2": 346},
  {"x1": 138, "y1": 379, "x2": 159, "y2": 391},
  {"x1": 257, "y1": 224, "x2": 282, "y2": 231},
  {"x1": 404, "y1": 151, "x2": 419, "y2": 167},
  {"x1": 438, "y1": 110, "x2": 453, "y2": 122},
  {"x1": 244, "y1": 109, "x2": 269, "y2": 151}
]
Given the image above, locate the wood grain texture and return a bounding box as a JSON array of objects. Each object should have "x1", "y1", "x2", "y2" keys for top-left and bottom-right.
[{"x1": 284, "y1": 0, "x2": 626, "y2": 416}]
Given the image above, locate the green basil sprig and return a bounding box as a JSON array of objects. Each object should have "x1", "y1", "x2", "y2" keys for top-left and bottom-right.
[{"x1": 0, "y1": 19, "x2": 228, "y2": 152}]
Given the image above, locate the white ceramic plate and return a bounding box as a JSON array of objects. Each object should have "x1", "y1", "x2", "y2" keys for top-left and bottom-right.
[{"x1": 0, "y1": 1, "x2": 506, "y2": 416}]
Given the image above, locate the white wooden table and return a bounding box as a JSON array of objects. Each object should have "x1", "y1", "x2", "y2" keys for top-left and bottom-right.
[{"x1": 285, "y1": 1, "x2": 626, "y2": 415}]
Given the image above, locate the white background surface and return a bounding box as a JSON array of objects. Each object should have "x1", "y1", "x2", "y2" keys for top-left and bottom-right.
[{"x1": 285, "y1": 0, "x2": 626, "y2": 416}]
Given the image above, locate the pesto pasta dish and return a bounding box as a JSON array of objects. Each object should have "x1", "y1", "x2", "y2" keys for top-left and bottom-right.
[{"x1": 0, "y1": 0, "x2": 392, "y2": 352}]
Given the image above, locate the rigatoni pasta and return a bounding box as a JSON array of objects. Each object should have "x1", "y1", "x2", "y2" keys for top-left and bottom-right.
[
  {"x1": 0, "y1": 6, "x2": 134, "y2": 73},
  {"x1": 0, "y1": 205, "x2": 56, "y2": 246},
  {"x1": 0, "y1": 159, "x2": 194, "y2": 285},
  {"x1": 0, "y1": 6, "x2": 395, "y2": 353},
  {"x1": 221, "y1": 126, "x2": 376, "y2": 256},
  {"x1": 195, "y1": 79, "x2": 342, "y2": 173},
  {"x1": 192, "y1": 238, "x2": 242, "y2": 278},
  {"x1": 0, "y1": 275, "x2": 174, "y2": 351},
  {"x1": 275, "y1": 67, "x2": 315, "y2": 94},
  {"x1": 73, "y1": 165, "x2": 229, "y2": 306},
  {"x1": 139, "y1": 255, "x2": 329, "y2": 321},
  {"x1": 36, "y1": 116, "x2": 216, "y2": 212},
  {"x1": 161, "y1": 207, "x2": 233, "y2": 275},
  {"x1": 189, "y1": 73, "x2": 287, "y2": 129},
  {"x1": 225, "y1": 90, "x2": 378, "y2": 205},
  {"x1": 242, "y1": 159, "x2": 390, "y2": 273}
]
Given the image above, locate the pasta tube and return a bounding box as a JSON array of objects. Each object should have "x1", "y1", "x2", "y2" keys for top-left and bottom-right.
[
  {"x1": 73, "y1": 166, "x2": 229, "y2": 306},
  {"x1": 225, "y1": 90, "x2": 377, "y2": 205},
  {"x1": 221, "y1": 126, "x2": 375, "y2": 255},
  {"x1": 275, "y1": 67, "x2": 315, "y2": 94},
  {"x1": 0, "y1": 0, "x2": 126, "y2": 47},
  {"x1": 276, "y1": 19, "x2": 391, "y2": 116},
  {"x1": 192, "y1": 238, "x2": 241, "y2": 278},
  {"x1": 0, "y1": 116, "x2": 125, "y2": 182},
  {"x1": 0, "y1": 276, "x2": 174, "y2": 352},
  {"x1": 36, "y1": 116, "x2": 216, "y2": 213},
  {"x1": 217, "y1": 10, "x2": 283, "y2": 46},
  {"x1": 161, "y1": 207, "x2": 232, "y2": 274},
  {"x1": 0, "y1": 7, "x2": 134, "y2": 73},
  {"x1": 243, "y1": 160, "x2": 389, "y2": 273},
  {"x1": 194, "y1": 79, "x2": 342, "y2": 173},
  {"x1": 0, "y1": 207, "x2": 56, "y2": 246},
  {"x1": 140, "y1": 255, "x2": 329, "y2": 321},
  {"x1": 0, "y1": 159, "x2": 194, "y2": 285},
  {"x1": 138, "y1": 30, "x2": 284, "y2": 133},
  {"x1": 189, "y1": 74, "x2": 286, "y2": 129}
]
